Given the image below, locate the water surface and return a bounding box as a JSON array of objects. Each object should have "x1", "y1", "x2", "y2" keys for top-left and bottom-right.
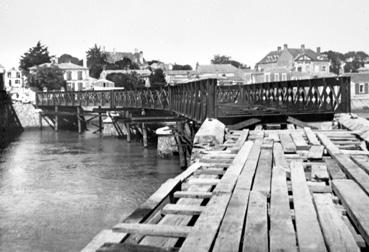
[{"x1": 0, "y1": 130, "x2": 181, "y2": 252}]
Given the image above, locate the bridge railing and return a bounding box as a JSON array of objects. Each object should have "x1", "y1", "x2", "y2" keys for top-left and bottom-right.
[
  {"x1": 216, "y1": 76, "x2": 351, "y2": 116},
  {"x1": 36, "y1": 76, "x2": 350, "y2": 122}
]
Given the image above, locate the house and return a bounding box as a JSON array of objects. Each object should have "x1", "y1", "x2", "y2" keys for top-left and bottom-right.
[
  {"x1": 105, "y1": 49, "x2": 145, "y2": 67},
  {"x1": 195, "y1": 64, "x2": 249, "y2": 85},
  {"x1": 29, "y1": 62, "x2": 91, "y2": 91},
  {"x1": 345, "y1": 69, "x2": 369, "y2": 110},
  {"x1": 253, "y1": 44, "x2": 333, "y2": 83},
  {"x1": 165, "y1": 70, "x2": 195, "y2": 85},
  {"x1": 4, "y1": 67, "x2": 24, "y2": 100}
]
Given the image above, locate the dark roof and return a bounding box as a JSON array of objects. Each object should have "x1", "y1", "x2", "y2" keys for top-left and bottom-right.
[
  {"x1": 345, "y1": 73, "x2": 369, "y2": 83},
  {"x1": 257, "y1": 47, "x2": 328, "y2": 64}
]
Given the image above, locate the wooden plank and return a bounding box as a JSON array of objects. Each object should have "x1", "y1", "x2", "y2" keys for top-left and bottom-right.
[
  {"x1": 291, "y1": 132, "x2": 310, "y2": 150},
  {"x1": 317, "y1": 133, "x2": 369, "y2": 196},
  {"x1": 311, "y1": 164, "x2": 329, "y2": 181},
  {"x1": 179, "y1": 193, "x2": 232, "y2": 252},
  {"x1": 112, "y1": 223, "x2": 192, "y2": 237},
  {"x1": 308, "y1": 145, "x2": 324, "y2": 160},
  {"x1": 351, "y1": 155, "x2": 369, "y2": 175},
  {"x1": 304, "y1": 127, "x2": 321, "y2": 145},
  {"x1": 288, "y1": 116, "x2": 318, "y2": 129},
  {"x1": 279, "y1": 133, "x2": 297, "y2": 153},
  {"x1": 287, "y1": 124, "x2": 296, "y2": 130},
  {"x1": 96, "y1": 243, "x2": 178, "y2": 252},
  {"x1": 81, "y1": 230, "x2": 125, "y2": 252},
  {"x1": 252, "y1": 147, "x2": 273, "y2": 195},
  {"x1": 313, "y1": 194, "x2": 360, "y2": 252},
  {"x1": 332, "y1": 179, "x2": 369, "y2": 245},
  {"x1": 227, "y1": 118, "x2": 261, "y2": 130},
  {"x1": 161, "y1": 204, "x2": 204, "y2": 215},
  {"x1": 273, "y1": 143, "x2": 290, "y2": 176},
  {"x1": 212, "y1": 189, "x2": 250, "y2": 252},
  {"x1": 290, "y1": 161, "x2": 327, "y2": 252},
  {"x1": 193, "y1": 168, "x2": 225, "y2": 176},
  {"x1": 270, "y1": 166, "x2": 297, "y2": 252},
  {"x1": 242, "y1": 191, "x2": 268, "y2": 252},
  {"x1": 186, "y1": 178, "x2": 220, "y2": 185},
  {"x1": 342, "y1": 215, "x2": 367, "y2": 248},
  {"x1": 173, "y1": 191, "x2": 212, "y2": 199},
  {"x1": 325, "y1": 159, "x2": 346, "y2": 179},
  {"x1": 234, "y1": 138, "x2": 263, "y2": 191}
]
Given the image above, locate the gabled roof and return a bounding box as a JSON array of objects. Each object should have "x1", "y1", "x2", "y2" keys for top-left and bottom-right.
[
  {"x1": 258, "y1": 47, "x2": 329, "y2": 64},
  {"x1": 58, "y1": 62, "x2": 87, "y2": 70},
  {"x1": 345, "y1": 73, "x2": 369, "y2": 83}
]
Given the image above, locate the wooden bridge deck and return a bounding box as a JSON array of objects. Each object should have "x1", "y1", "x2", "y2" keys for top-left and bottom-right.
[{"x1": 83, "y1": 115, "x2": 369, "y2": 252}]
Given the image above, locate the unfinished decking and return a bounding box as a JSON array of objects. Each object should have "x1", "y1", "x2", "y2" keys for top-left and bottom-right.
[{"x1": 83, "y1": 114, "x2": 369, "y2": 252}]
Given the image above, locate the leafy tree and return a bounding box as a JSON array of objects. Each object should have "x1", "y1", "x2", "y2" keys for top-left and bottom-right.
[
  {"x1": 58, "y1": 54, "x2": 83, "y2": 66},
  {"x1": 106, "y1": 72, "x2": 144, "y2": 89},
  {"x1": 211, "y1": 55, "x2": 249, "y2": 69},
  {"x1": 106, "y1": 57, "x2": 140, "y2": 70},
  {"x1": 19, "y1": 41, "x2": 51, "y2": 75},
  {"x1": 149, "y1": 69, "x2": 166, "y2": 87},
  {"x1": 28, "y1": 65, "x2": 66, "y2": 91},
  {"x1": 323, "y1": 51, "x2": 344, "y2": 75},
  {"x1": 86, "y1": 44, "x2": 107, "y2": 79},
  {"x1": 172, "y1": 64, "x2": 193, "y2": 70}
]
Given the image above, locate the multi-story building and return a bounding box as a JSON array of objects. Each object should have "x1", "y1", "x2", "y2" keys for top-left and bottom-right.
[
  {"x1": 252, "y1": 44, "x2": 333, "y2": 83},
  {"x1": 345, "y1": 64, "x2": 369, "y2": 110},
  {"x1": 5, "y1": 67, "x2": 23, "y2": 90}
]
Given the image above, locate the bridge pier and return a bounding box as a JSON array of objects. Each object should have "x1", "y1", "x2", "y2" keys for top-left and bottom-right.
[
  {"x1": 77, "y1": 107, "x2": 82, "y2": 133},
  {"x1": 142, "y1": 123, "x2": 147, "y2": 148},
  {"x1": 54, "y1": 105, "x2": 58, "y2": 132},
  {"x1": 98, "y1": 106, "x2": 102, "y2": 134},
  {"x1": 39, "y1": 112, "x2": 42, "y2": 130}
]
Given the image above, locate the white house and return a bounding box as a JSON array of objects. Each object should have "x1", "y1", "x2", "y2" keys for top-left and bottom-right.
[{"x1": 345, "y1": 71, "x2": 369, "y2": 110}]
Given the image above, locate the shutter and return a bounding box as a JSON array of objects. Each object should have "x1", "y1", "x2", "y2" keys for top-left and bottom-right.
[
  {"x1": 365, "y1": 83, "x2": 369, "y2": 94},
  {"x1": 355, "y1": 83, "x2": 359, "y2": 94}
]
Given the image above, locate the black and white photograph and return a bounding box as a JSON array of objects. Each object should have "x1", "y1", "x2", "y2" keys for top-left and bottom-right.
[{"x1": 0, "y1": 0, "x2": 369, "y2": 251}]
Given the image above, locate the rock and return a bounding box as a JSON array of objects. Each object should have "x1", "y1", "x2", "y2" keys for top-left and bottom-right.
[{"x1": 193, "y1": 118, "x2": 225, "y2": 145}]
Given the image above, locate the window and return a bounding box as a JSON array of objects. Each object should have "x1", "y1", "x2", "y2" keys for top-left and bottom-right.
[
  {"x1": 264, "y1": 73, "x2": 270, "y2": 82},
  {"x1": 8, "y1": 80, "x2": 11, "y2": 86},
  {"x1": 77, "y1": 71, "x2": 83, "y2": 80},
  {"x1": 274, "y1": 73, "x2": 279, "y2": 82},
  {"x1": 16, "y1": 72, "x2": 20, "y2": 78},
  {"x1": 322, "y1": 66, "x2": 326, "y2": 72},
  {"x1": 15, "y1": 80, "x2": 20, "y2": 84},
  {"x1": 67, "y1": 71, "x2": 72, "y2": 80},
  {"x1": 359, "y1": 83, "x2": 365, "y2": 94},
  {"x1": 282, "y1": 73, "x2": 287, "y2": 81},
  {"x1": 7, "y1": 72, "x2": 11, "y2": 78},
  {"x1": 297, "y1": 66, "x2": 302, "y2": 72}
]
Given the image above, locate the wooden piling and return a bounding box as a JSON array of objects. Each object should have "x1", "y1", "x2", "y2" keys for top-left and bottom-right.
[
  {"x1": 98, "y1": 106, "x2": 102, "y2": 133},
  {"x1": 142, "y1": 123, "x2": 148, "y2": 148},
  {"x1": 77, "y1": 107, "x2": 82, "y2": 133},
  {"x1": 176, "y1": 122, "x2": 186, "y2": 168},
  {"x1": 126, "y1": 123, "x2": 131, "y2": 142},
  {"x1": 54, "y1": 105, "x2": 58, "y2": 131},
  {"x1": 39, "y1": 112, "x2": 43, "y2": 130}
]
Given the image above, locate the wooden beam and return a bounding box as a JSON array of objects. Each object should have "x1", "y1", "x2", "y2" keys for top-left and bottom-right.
[
  {"x1": 287, "y1": 116, "x2": 318, "y2": 129},
  {"x1": 279, "y1": 133, "x2": 297, "y2": 153},
  {"x1": 96, "y1": 243, "x2": 179, "y2": 252},
  {"x1": 112, "y1": 223, "x2": 192, "y2": 238},
  {"x1": 227, "y1": 118, "x2": 261, "y2": 130},
  {"x1": 173, "y1": 191, "x2": 212, "y2": 199},
  {"x1": 161, "y1": 204, "x2": 205, "y2": 215},
  {"x1": 304, "y1": 127, "x2": 321, "y2": 145},
  {"x1": 308, "y1": 145, "x2": 324, "y2": 160}
]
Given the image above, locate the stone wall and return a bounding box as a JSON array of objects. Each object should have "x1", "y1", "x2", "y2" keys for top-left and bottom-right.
[{"x1": 12, "y1": 102, "x2": 43, "y2": 128}]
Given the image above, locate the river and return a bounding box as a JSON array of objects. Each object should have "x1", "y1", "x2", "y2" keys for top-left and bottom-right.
[{"x1": 0, "y1": 129, "x2": 182, "y2": 252}]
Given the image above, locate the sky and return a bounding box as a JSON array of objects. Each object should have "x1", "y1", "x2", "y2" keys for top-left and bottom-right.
[{"x1": 1, "y1": 0, "x2": 369, "y2": 69}]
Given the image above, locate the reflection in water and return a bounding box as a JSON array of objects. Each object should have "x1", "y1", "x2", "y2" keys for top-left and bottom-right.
[{"x1": 0, "y1": 129, "x2": 181, "y2": 252}]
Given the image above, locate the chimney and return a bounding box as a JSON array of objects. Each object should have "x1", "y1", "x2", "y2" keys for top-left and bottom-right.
[
  {"x1": 277, "y1": 46, "x2": 281, "y2": 51},
  {"x1": 316, "y1": 47, "x2": 321, "y2": 54},
  {"x1": 283, "y1": 44, "x2": 288, "y2": 49},
  {"x1": 301, "y1": 44, "x2": 305, "y2": 50}
]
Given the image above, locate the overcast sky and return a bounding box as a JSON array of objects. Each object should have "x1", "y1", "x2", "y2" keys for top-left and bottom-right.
[{"x1": 1, "y1": 0, "x2": 368, "y2": 69}]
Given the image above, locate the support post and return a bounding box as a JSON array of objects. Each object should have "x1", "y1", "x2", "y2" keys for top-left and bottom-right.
[
  {"x1": 176, "y1": 121, "x2": 186, "y2": 168},
  {"x1": 142, "y1": 123, "x2": 148, "y2": 148},
  {"x1": 54, "y1": 105, "x2": 58, "y2": 132},
  {"x1": 206, "y1": 79, "x2": 216, "y2": 119},
  {"x1": 39, "y1": 112, "x2": 43, "y2": 130},
  {"x1": 126, "y1": 123, "x2": 131, "y2": 142},
  {"x1": 77, "y1": 107, "x2": 82, "y2": 133},
  {"x1": 98, "y1": 106, "x2": 102, "y2": 133}
]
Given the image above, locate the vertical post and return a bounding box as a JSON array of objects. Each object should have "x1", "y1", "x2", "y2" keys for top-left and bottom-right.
[
  {"x1": 98, "y1": 106, "x2": 102, "y2": 133},
  {"x1": 54, "y1": 105, "x2": 58, "y2": 131},
  {"x1": 126, "y1": 123, "x2": 131, "y2": 142},
  {"x1": 77, "y1": 107, "x2": 82, "y2": 133},
  {"x1": 206, "y1": 79, "x2": 216, "y2": 119},
  {"x1": 142, "y1": 123, "x2": 148, "y2": 148},
  {"x1": 39, "y1": 112, "x2": 43, "y2": 130},
  {"x1": 176, "y1": 121, "x2": 186, "y2": 168}
]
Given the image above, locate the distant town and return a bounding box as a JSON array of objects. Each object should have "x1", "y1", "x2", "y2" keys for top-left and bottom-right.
[{"x1": 1, "y1": 42, "x2": 369, "y2": 111}]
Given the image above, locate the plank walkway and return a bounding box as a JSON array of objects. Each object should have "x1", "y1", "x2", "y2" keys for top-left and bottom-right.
[{"x1": 83, "y1": 117, "x2": 369, "y2": 252}]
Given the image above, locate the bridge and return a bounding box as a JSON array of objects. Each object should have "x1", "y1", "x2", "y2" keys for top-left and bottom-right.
[{"x1": 36, "y1": 76, "x2": 351, "y2": 125}]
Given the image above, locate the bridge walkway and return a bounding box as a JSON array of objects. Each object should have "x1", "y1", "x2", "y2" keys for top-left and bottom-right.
[{"x1": 83, "y1": 116, "x2": 369, "y2": 252}]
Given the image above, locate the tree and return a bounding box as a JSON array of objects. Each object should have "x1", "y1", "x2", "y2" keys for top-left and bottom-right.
[
  {"x1": 106, "y1": 57, "x2": 140, "y2": 70},
  {"x1": 58, "y1": 54, "x2": 83, "y2": 66},
  {"x1": 86, "y1": 44, "x2": 107, "y2": 79},
  {"x1": 19, "y1": 41, "x2": 51, "y2": 75},
  {"x1": 323, "y1": 51, "x2": 344, "y2": 75},
  {"x1": 211, "y1": 54, "x2": 249, "y2": 69},
  {"x1": 172, "y1": 64, "x2": 193, "y2": 70},
  {"x1": 149, "y1": 69, "x2": 166, "y2": 87},
  {"x1": 106, "y1": 72, "x2": 144, "y2": 89},
  {"x1": 28, "y1": 65, "x2": 66, "y2": 91}
]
